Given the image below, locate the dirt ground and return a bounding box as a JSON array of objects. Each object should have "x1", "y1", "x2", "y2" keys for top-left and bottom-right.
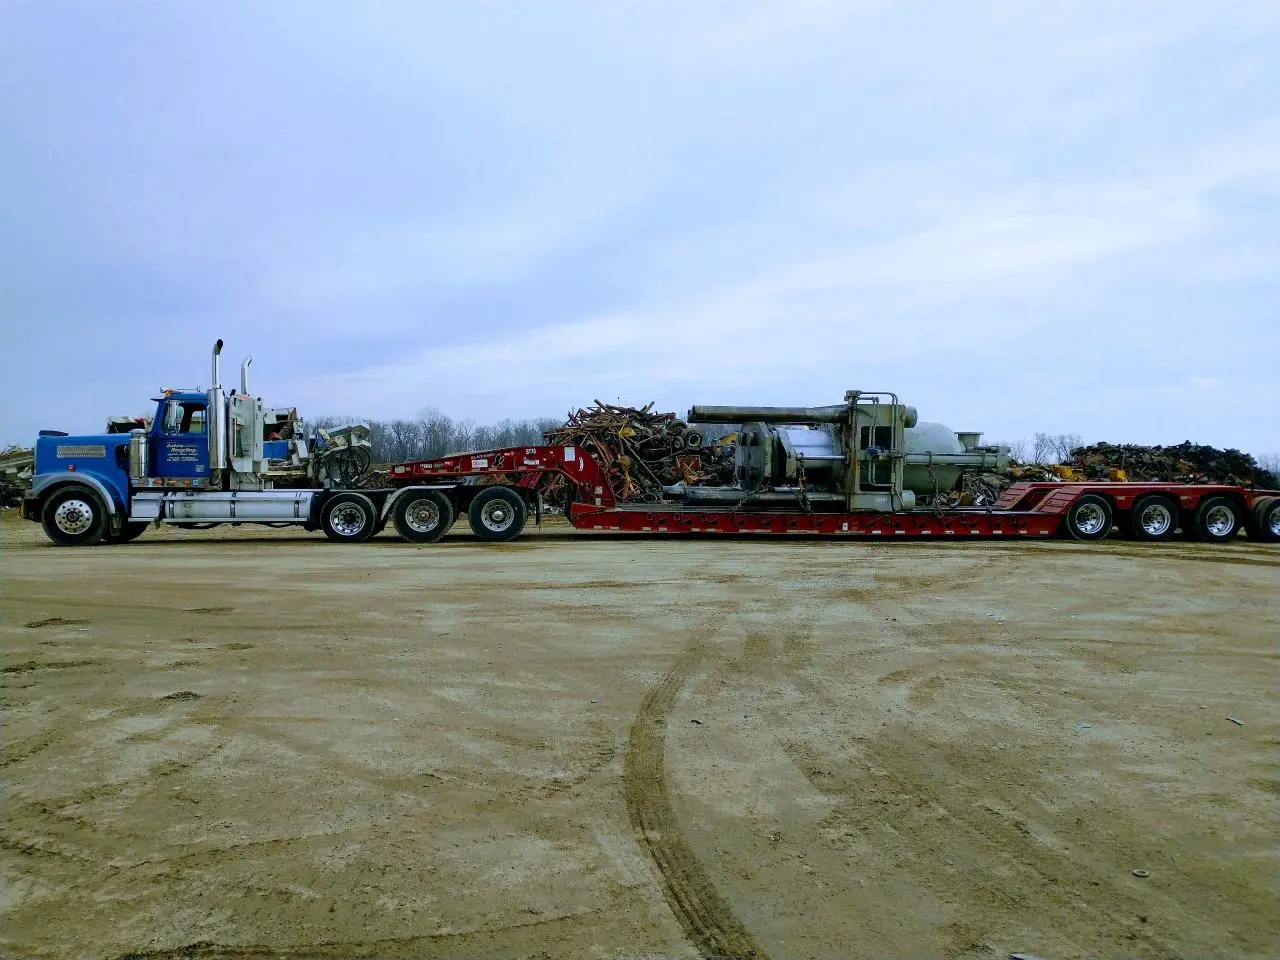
[{"x1": 2, "y1": 511, "x2": 1277, "y2": 960}]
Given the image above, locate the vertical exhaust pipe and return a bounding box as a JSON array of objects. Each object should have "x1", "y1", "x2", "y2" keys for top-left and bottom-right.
[
  {"x1": 208, "y1": 339, "x2": 227, "y2": 471},
  {"x1": 241, "y1": 355, "x2": 253, "y2": 396},
  {"x1": 211, "y1": 339, "x2": 223, "y2": 389}
]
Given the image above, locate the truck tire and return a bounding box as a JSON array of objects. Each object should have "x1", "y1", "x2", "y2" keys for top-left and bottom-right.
[
  {"x1": 106, "y1": 522, "x2": 149, "y2": 544},
  {"x1": 1063, "y1": 493, "x2": 1113, "y2": 541},
  {"x1": 393, "y1": 490, "x2": 455, "y2": 543},
  {"x1": 1190, "y1": 496, "x2": 1241, "y2": 543},
  {"x1": 468, "y1": 487, "x2": 526, "y2": 542},
  {"x1": 41, "y1": 486, "x2": 109, "y2": 547},
  {"x1": 1247, "y1": 496, "x2": 1280, "y2": 543},
  {"x1": 1127, "y1": 493, "x2": 1178, "y2": 542},
  {"x1": 320, "y1": 492, "x2": 377, "y2": 543}
]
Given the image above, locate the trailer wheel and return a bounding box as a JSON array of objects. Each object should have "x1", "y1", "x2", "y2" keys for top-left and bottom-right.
[
  {"x1": 106, "y1": 522, "x2": 149, "y2": 544},
  {"x1": 41, "y1": 486, "x2": 109, "y2": 546},
  {"x1": 1247, "y1": 496, "x2": 1280, "y2": 543},
  {"x1": 393, "y1": 490, "x2": 455, "y2": 543},
  {"x1": 1190, "y1": 496, "x2": 1241, "y2": 543},
  {"x1": 1127, "y1": 494, "x2": 1178, "y2": 542},
  {"x1": 468, "y1": 487, "x2": 526, "y2": 542},
  {"x1": 321, "y1": 492, "x2": 377, "y2": 543},
  {"x1": 1063, "y1": 493, "x2": 1113, "y2": 541}
]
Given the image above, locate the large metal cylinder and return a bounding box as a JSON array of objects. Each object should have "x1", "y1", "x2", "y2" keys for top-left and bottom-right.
[{"x1": 902, "y1": 422, "x2": 1007, "y2": 495}]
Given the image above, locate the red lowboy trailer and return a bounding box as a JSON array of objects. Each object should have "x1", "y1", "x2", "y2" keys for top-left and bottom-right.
[{"x1": 385, "y1": 444, "x2": 1280, "y2": 546}]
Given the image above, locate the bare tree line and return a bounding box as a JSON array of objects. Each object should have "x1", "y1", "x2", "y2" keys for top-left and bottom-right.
[
  {"x1": 313, "y1": 410, "x2": 559, "y2": 464},
  {"x1": 995, "y1": 433, "x2": 1085, "y2": 464}
]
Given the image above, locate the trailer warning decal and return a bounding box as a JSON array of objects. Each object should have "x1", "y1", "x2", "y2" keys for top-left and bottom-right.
[
  {"x1": 56, "y1": 445, "x2": 106, "y2": 458},
  {"x1": 471, "y1": 457, "x2": 489, "y2": 469}
]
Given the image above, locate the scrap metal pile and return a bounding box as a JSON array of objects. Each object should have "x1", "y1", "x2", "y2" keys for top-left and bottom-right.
[
  {"x1": 541, "y1": 401, "x2": 735, "y2": 505},
  {"x1": 1069, "y1": 442, "x2": 1277, "y2": 488},
  {"x1": 1, "y1": 445, "x2": 35, "y2": 508}
]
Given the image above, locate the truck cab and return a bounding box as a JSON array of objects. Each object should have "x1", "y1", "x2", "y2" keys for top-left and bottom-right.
[
  {"x1": 24, "y1": 340, "x2": 376, "y2": 546},
  {"x1": 150, "y1": 392, "x2": 212, "y2": 482}
]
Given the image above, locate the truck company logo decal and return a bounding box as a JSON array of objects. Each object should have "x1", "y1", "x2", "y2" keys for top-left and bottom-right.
[
  {"x1": 165, "y1": 443, "x2": 202, "y2": 463},
  {"x1": 56, "y1": 445, "x2": 106, "y2": 458}
]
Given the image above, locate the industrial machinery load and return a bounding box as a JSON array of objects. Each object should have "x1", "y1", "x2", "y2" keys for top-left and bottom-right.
[{"x1": 662, "y1": 393, "x2": 1008, "y2": 511}]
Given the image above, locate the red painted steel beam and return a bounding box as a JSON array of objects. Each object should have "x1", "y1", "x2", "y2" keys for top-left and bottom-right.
[
  {"x1": 565, "y1": 503, "x2": 1063, "y2": 537},
  {"x1": 389, "y1": 445, "x2": 618, "y2": 508}
]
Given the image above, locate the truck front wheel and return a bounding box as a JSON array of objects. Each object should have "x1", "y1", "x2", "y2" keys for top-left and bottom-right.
[{"x1": 41, "y1": 486, "x2": 109, "y2": 546}]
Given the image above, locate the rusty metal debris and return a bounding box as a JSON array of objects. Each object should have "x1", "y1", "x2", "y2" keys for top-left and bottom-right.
[
  {"x1": 1, "y1": 445, "x2": 34, "y2": 508},
  {"x1": 1068, "y1": 442, "x2": 1276, "y2": 488},
  {"x1": 542, "y1": 401, "x2": 735, "y2": 505}
]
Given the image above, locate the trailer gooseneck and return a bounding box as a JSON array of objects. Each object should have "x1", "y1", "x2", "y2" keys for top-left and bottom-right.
[{"x1": 21, "y1": 341, "x2": 1280, "y2": 547}]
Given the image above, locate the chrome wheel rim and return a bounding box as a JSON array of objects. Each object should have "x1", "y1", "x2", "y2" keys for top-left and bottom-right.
[
  {"x1": 1205, "y1": 505, "x2": 1235, "y2": 538},
  {"x1": 1075, "y1": 503, "x2": 1107, "y2": 535},
  {"x1": 1270, "y1": 509, "x2": 1280, "y2": 537},
  {"x1": 331, "y1": 504, "x2": 367, "y2": 537},
  {"x1": 404, "y1": 498, "x2": 441, "y2": 533},
  {"x1": 480, "y1": 500, "x2": 514, "y2": 532},
  {"x1": 54, "y1": 498, "x2": 95, "y2": 535},
  {"x1": 1139, "y1": 503, "x2": 1173, "y2": 537}
]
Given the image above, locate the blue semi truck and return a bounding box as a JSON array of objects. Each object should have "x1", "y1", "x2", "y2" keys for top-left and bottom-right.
[{"x1": 22, "y1": 340, "x2": 534, "y2": 546}]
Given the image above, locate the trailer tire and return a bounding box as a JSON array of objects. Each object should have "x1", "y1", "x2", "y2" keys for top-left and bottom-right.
[
  {"x1": 468, "y1": 487, "x2": 526, "y2": 542},
  {"x1": 1127, "y1": 494, "x2": 1178, "y2": 542},
  {"x1": 41, "y1": 486, "x2": 108, "y2": 547},
  {"x1": 1247, "y1": 496, "x2": 1280, "y2": 543},
  {"x1": 1063, "y1": 494, "x2": 1113, "y2": 541},
  {"x1": 1190, "y1": 496, "x2": 1241, "y2": 543},
  {"x1": 393, "y1": 490, "x2": 455, "y2": 543},
  {"x1": 320, "y1": 492, "x2": 377, "y2": 543}
]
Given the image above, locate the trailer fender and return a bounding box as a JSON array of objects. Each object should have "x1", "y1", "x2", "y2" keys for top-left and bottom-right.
[{"x1": 29, "y1": 472, "x2": 119, "y2": 515}]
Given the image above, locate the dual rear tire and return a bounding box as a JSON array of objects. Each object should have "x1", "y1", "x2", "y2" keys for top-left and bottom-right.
[
  {"x1": 1187, "y1": 496, "x2": 1242, "y2": 544},
  {"x1": 1066, "y1": 493, "x2": 1247, "y2": 544},
  {"x1": 1127, "y1": 494, "x2": 1178, "y2": 542},
  {"x1": 384, "y1": 486, "x2": 528, "y2": 544},
  {"x1": 1246, "y1": 496, "x2": 1280, "y2": 543}
]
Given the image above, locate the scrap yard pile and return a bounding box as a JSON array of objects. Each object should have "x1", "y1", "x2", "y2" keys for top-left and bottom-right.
[
  {"x1": 542, "y1": 401, "x2": 735, "y2": 505},
  {"x1": 1, "y1": 446, "x2": 34, "y2": 509},
  {"x1": 1069, "y1": 442, "x2": 1276, "y2": 488}
]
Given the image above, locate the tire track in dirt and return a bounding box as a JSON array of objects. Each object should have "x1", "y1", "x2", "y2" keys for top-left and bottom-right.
[{"x1": 623, "y1": 647, "x2": 768, "y2": 960}]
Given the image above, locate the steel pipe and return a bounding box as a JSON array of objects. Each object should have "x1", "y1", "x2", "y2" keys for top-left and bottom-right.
[{"x1": 687, "y1": 404, "x2": 848, "y2": 424}]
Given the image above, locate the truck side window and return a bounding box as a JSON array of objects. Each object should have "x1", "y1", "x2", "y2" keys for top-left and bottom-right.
[{"x1": 164, "y1": 401, "x2": 207, "y2": 435}]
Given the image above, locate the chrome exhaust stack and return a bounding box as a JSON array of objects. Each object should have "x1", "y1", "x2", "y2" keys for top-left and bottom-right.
[
  {"x1": 241, "y1": 355, "x2": 253, "y2": 396},
  {"x1": 208, "y1": 339, "x2": 227, "y2": 471}
]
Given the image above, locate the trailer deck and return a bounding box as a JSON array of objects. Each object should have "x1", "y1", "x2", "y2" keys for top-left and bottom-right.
[{"x1": 389, "y1": 445, "x2": 1280, "y2": 545}]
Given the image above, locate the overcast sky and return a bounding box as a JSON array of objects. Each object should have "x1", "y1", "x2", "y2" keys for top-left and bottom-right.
[{"x1": 3, "y1": 1, "x2": 1278, "y2": 453}]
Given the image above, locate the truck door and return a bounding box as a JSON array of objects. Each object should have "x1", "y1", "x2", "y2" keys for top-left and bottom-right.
[{"x1": 152, "y1": 398, "x2": 212, "y2": 481}]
